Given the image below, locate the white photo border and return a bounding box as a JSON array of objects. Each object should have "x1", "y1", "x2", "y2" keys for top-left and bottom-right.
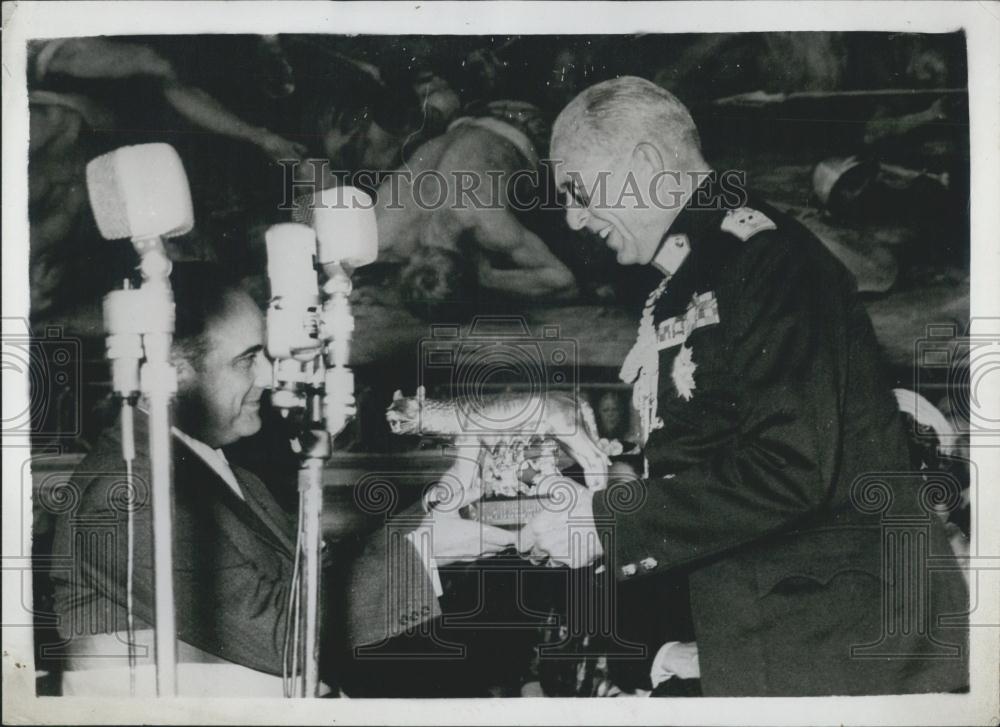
[{"x1": 3, "y1": 2, "x2": 998, "y2": 725}]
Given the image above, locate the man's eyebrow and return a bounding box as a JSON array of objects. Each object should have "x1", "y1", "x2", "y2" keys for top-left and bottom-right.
[{"x1": 232, "y1": 344, "x2": 264, "y2": 361}]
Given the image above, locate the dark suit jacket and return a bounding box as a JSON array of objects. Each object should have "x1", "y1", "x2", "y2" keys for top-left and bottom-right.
[
  {"x1": 593, "y1": 190, "x2": 969, "y2": 696},
  {"x1": 51, "y1": 412, "x2": 439, "y2": 677}
]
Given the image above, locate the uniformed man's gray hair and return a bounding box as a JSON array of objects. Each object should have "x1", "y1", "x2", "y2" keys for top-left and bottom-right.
[{"x1": 552, "y1": 76, "x2": 701, "y2": 162}]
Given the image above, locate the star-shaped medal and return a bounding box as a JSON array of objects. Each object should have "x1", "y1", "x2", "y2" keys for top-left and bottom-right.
[{"x1": 671, "y1": 344, "x2": 697, "y2": 401}]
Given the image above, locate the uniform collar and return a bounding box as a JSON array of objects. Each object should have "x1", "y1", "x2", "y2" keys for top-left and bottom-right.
[
  {"x1": 652, "y1": 172, "x2": 748, "y2": 275},
  {"x1": 651, "y1": 233, "x2": 690, "y2": 276},
  {"x1": 649, "y1": 172, "x2": 728, "y2": 275},
  {"x1": 667, "y1": 172, "x2": 731, "y2": 238}
]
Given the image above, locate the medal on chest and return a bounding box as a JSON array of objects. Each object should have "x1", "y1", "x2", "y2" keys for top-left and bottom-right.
[
  {"x1": 658, "y1": 290, "x2": 719, "y2": 400},
  {"x1": 619, "y1": 277, "x2": 669, "y2": 449},
  {"x1": 671, "y1": 344, "x2": 697, "y2": 401},
  {"x1": 620, "y1": 286, "x2": 721, "y2": 447}
]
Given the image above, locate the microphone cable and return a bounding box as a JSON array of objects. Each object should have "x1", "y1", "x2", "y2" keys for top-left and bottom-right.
[
  {"x1": 283, "y1": 469, "x2": 306, "y2": 697},
  {"x1": 122, "y1": 401, "x2": 138, "y2": 697}
]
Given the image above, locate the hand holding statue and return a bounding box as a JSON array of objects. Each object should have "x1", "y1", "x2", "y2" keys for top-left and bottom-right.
[
  {"x1": 520, "y1": 475, "x2": 603, "y2": 569},
  {"x1": 519, "y1": 462, "x2": 639, "y2": 568},
  {"x1": 418, "y1": 439, "x2": 517, "y2": 566}
]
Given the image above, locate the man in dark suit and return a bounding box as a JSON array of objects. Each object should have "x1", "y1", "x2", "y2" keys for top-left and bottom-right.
[
  {"x1": 50, "y1": 264, "x2": 511, "y2": 696},
  {"x1": 523, "y1": 76, "x2": 968, "y2": 696}
]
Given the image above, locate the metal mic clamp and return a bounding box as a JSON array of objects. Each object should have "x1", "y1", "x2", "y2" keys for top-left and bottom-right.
[
  {"x1": 103, "y1": 287, "x2": 144, "y2": 402},
  {"x1": 319, "y1": 263, "x2": 356, "y2": 437},
  {"x1": 265, "y1": 223, "x2": 323, "y2": 418}
]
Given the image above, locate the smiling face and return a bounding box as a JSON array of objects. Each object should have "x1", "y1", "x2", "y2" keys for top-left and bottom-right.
[
  {"x1": 175, "y1": 291, "x2": 271, "y2": 448},
  {"x1": 552, "y1": 138, "x2": 679, "y2": 267},
  {"x1": 550, "y1": 77, "x2": 708, "y2": 268}
]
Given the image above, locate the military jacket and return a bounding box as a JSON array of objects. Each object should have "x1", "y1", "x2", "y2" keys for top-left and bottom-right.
[
  {"x1": 591, "y1": 186, "x2": 968, "y2": 695},
  {"x1": 596, "y1": 190, "x2": 904, "y2": 573}
]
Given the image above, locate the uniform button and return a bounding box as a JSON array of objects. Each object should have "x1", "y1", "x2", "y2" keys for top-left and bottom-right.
[
  {"x1": 399, "y1": 615, "x2": 409, "y2": 625},
  {"x1": 640, "y1": 557, "x2": 658, "y2": 571},
  {"x1": 411, "y1": 610, "x2": 420, "y2": 621},
  {"x1": 621, "y1": 563, "x2": 637, "y2": 577}
]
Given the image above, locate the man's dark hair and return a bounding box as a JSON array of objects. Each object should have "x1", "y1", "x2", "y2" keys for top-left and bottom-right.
[{"x1": 170, "y1": 262, "x2": 245, "y2": 370}]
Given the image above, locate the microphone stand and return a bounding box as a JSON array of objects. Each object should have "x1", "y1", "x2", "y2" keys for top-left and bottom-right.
[
  {"x1": 269, "y1": 261, "x2": 355, "y2": 698},
  {"x1": 298, "y1": 428, "x2": 328, "y2": 698},
  {"x1": 103, "y1": 284, "x2": 142, "y2": 696},
  {"x1": 103, "y1": 238, "x2": 178, "y2": 696},
  {"x1": 138, "y1": 241, "x2": 179, "y2": 697},
  {"x1": 87, "y1": 143, "x2": 194, "y2": 697},
  {"x1": 305, "y1": 262, "x2": 356, "y2": 696}
]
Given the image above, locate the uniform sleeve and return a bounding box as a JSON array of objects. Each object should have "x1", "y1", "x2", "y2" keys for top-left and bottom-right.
[{"x1": 594, "y1": 234, "x2": 842, "y2": 578}]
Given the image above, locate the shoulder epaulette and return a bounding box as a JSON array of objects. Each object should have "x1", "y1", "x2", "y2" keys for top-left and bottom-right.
[{"x1": 719, "y1": 207, "x2": 777, "y2": 242}]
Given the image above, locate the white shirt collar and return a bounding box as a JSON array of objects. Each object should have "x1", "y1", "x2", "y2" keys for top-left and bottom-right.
[{"x1": 171, "y1": 426, "x2": 245, "y2": 501}]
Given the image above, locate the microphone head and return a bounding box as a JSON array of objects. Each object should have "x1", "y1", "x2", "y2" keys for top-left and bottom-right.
[
  {"x1": 313, "y1": 186, "x2": 378, "y2": 268},
  {"x1": 86, "y1": 143, "x2": 194, "y2": 241},
  {"x1": 265, "y1": 223, "x2": 319, "y2": 299}
]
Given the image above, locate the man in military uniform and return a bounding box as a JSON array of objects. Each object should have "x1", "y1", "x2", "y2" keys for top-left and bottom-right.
[{"x1": 523, "y1": 76, "x2": 968, "y2": 696}]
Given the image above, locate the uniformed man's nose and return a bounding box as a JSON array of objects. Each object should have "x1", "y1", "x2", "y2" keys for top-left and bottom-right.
[
  {"x1": 253, "y1": 350, "x2": 273, "y2": 389},
  {"x1": 566, "y1": 205, "x2": 589, "y2": 231}
]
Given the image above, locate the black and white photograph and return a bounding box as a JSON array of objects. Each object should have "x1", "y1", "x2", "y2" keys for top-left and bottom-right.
[{"x1": 2, "y1": 2, "x2": 998, "y2": 724}]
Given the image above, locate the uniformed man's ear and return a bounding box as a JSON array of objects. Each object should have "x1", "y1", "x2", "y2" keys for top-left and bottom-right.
[{"x1": 632, "y1": 142, "x2": 665, "y2": 178}]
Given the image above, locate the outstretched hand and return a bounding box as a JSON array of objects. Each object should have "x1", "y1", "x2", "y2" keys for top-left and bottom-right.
[
  {"x1": 421, "y1": 509, "x2": 516, "y2": 566},
  {"x1": 521, "y1": 476, "x2": 603, "y2": 569},
  {"x1": 420, "y1": 440, "x2": 516, "y2": 565}
]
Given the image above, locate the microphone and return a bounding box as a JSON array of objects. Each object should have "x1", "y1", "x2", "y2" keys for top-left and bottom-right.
[
  {"x1": 86, "y1": 143, "x2": 194, "y2": 244},
  {"x1": 311, "y1": 186, "x2": 379, "y2": 270},
  {"x1": 266, "y1": 223, "x2": 319, "y2": 301},
  {"x1": 87, "y1": 143, "x2": 194, "y2": 390},
  {"x1": 264, "y1": 223, "x2": 321, "y2": 364}
]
